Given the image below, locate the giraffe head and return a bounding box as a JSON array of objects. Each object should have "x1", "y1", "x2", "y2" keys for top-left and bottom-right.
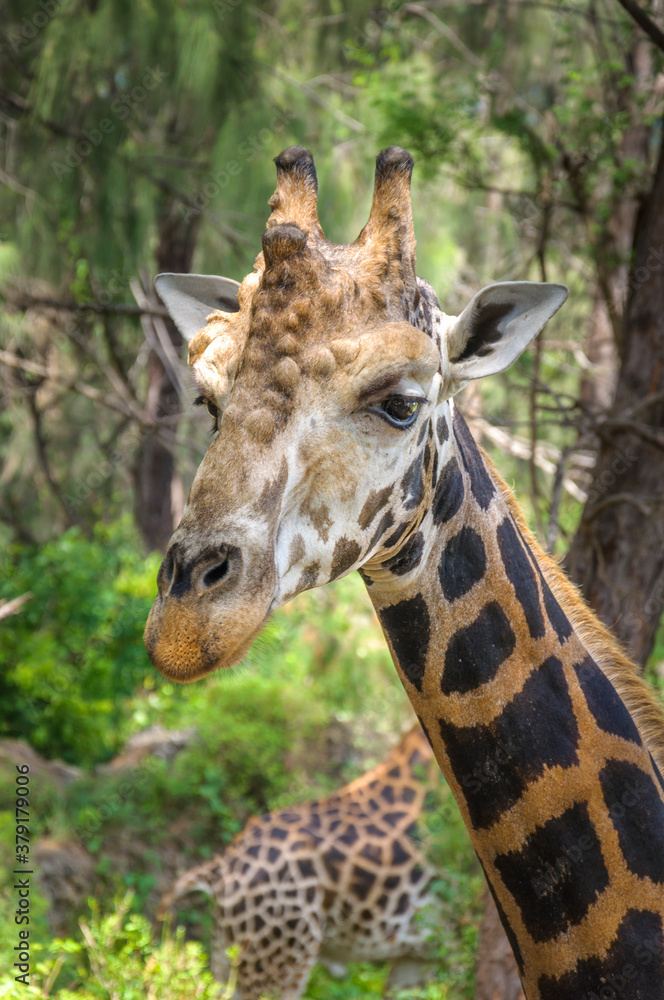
[{"x1": 145, "y1": 146, "x2": 567, "y2": 681}]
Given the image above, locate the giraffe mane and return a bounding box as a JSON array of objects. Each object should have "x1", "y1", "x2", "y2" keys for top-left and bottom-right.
[{"x1": 483, "y1": 449, "x2": 664, "y2": 774}]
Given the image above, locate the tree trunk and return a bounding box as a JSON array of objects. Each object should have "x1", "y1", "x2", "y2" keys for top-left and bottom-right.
[
  {"x1": 565, "y1": 125, "x2": 664, "y2": 665},
  {"x1": 475, "y1": 892, "x2": 525, "y2": 1000},
  {"x1": 133, "y1": 203, "x2": 200, "y2": 553},
  {"x1": 580, "y1": 291, "x2": 617, "y2": 412}
]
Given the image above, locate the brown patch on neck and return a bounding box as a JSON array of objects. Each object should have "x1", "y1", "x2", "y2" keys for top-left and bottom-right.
[{"x1": 487, "y1": 454, "x2": 664, "y2": 774}]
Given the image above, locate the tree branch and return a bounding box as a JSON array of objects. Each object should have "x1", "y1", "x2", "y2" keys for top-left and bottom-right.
[
  {"x1": 614, "y1": 0, "x2": 664, "y2": 54},
  {"x1": 4, "y1": 291, "x2": 168, "y2": 319},
  {"x1": 0, "y1": 593, "x2": 32, "y2": 621}
]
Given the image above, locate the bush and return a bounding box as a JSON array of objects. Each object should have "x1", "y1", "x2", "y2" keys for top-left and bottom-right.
[
  {"x1": 0, "y1": 520, "x2": 160, "y2": 766},
  {"x1": 0, "y1": 893, "x2": 225, "y2": 999}
]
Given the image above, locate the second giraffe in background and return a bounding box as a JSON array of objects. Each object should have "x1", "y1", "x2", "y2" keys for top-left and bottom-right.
[{"x1": 161, "y1": 726, "x2": 444, "y2": 999}]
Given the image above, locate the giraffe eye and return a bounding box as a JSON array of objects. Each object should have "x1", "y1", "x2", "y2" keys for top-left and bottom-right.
[
  {"x1": 194, "y1": 395, "x2": 220, "y2": 418},
  {"x1": 376, "y1": 396, "x2": 421, "y2": 428},
  {"x1": 194, "y1": 394, "x2": 220, "y2": 434}
]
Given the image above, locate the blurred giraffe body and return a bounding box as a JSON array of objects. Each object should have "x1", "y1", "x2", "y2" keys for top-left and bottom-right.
[{"x1": 162, "y1": 726, "x2": 441, "y2": 999}]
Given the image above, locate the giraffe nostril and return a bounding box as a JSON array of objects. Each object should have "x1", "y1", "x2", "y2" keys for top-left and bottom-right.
[
  {"x1": 203, "y1": 558, "x2": 230, "y2": 590},
  {"x1": 158, "y1": 548, "x2": 176, "y2": 592}
]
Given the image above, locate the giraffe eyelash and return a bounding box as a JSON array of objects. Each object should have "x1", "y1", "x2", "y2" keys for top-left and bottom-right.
[{"x1": 193, "y1": 395, "x2": 220, "y2": 436}]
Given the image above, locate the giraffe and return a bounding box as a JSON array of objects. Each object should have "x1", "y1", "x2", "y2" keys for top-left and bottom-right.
[
  {"x1": 145, "y1": 145, "x2": 664, "y2": 999},
  {"x1": 159, "y1": 726, "x2": 442, "y2": 999}
]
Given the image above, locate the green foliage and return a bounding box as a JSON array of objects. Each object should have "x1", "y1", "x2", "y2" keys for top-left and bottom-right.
[
  {"x1": 0, "y1": 893, "x2": 224, "y2": 999},
  {"x1": 305, "y1": 963, "x2": 387, "y2": 999},
  {"x1": 2, "y1": 5, "x2": 663, "y2": 997},
  {"x1": 0, "y1": 519, "x2": 160, "y2": 765}
]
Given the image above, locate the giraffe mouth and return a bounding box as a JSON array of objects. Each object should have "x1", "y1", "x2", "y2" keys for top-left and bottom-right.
[
  {"x1": 144, "y1": 541, "x2": 277, "y2": 682},
  {"x1": 144, "y1": 597, "x2": 272, "y2": 682}
]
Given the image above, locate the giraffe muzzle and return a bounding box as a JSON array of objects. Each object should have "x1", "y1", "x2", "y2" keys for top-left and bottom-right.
[{"x1": 145, "y1": 537, "x2": 276, "y2": 682}]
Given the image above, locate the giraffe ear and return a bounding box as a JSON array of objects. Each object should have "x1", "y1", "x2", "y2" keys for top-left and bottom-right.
[
  {"x1": 154, "y1": 273, "x2": 240, "y2": 342},
  {"x1": 446, "y1": 281, "x2": 568, "y2": 385}
]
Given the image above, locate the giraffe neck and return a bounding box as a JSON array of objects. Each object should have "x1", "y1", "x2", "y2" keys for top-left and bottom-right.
[{"x1": 364, "y1": 403, "x2": 664, "y2": 999}]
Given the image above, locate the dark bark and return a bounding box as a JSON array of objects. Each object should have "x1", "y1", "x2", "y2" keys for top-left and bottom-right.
[
  {"x1": 565, "y1": 127, "x2": 664, "y2": 665},
  {"x1": 475, "y1": 892, "x2": 525, "y2": 1000},
  {"x1": 133, "y1": 203, "x2": 200, "y2": 553}
]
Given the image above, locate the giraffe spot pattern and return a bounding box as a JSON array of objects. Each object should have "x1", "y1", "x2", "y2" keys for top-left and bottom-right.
[
  {"x1": 541, "y1": 576, "x2": 573, "y2": 643},
  {"x1": 330, "y1": 537, "x2": 361, "y2": 579},
  {"x1": 257, "y1": 456, "x2": 290, "y2": 513},
  {"x1": 441, "y1": 600, "x2": 515, "y2": 695},
  {"x1": 439, "y1": 656, "x2": 580, "y2": 829},
  {"x1": 296, "y1": 562, "x2": 320, "y2": 591},
  {"x1": 438, "y1": 526, "x2": 486, "y2": 601},
  {"x1": 339, "y1": 824, "x2": 359, "y2": 846},
  {"x1": 249, "y1": 867, "x2": 271, "y2": 888},
  {"x1": 494, "y1": 801, "x2": 609, "y2": 942},
  {"x1": 377, "y1": 595, "x2": 431, "y2": 692},
  {"x1": 322, "y1": 846, "x2": 346, "y2": 882},
  {"x1": 358, "y1": 485, "x2": 393, "y2": 530},
  {"x1": 512, "y1": 518, "x2": 574, "y2": 643},
  {"x1": 382, "y1": 531, "x2": 425, "y2": 575},
  {"x1": 453, "y1": 408, "x2": 496, "y2": 509},
  {"x1": 431, "y1": 448, "x2": 439, "y2": 490},
  {"x1": 384, "y1": 520, "x2": 410, "y2": 548},
  {"x1": 395, "y1": 892, "x2": 410, "y2": 915},
  {"x1": 436, "y1": 414, "x2": 449, "y2": 443},
  {"x1": 432, "y1": 457, "x2": 464, "y2": 525},
  {"x1": 496, "y1": 517, "x2": 546, "y2": 639},
  {"x1": 573, "y1": 655, "x2": 642, "y2": 745},
  {"x1": 391, "y1": 841, "x2": 411, "y2": 865},
  {"x1": 538, "y1": 909, "x2": 664, "y2": 1000},
  {"x1": 600, "y1": 759, "x2": 664, "y2": 883},
  {"x1": 479, "y1": 861, "x2": 524, "y2": 974},
  {"x1": 401, "y1": 451, "x2": 425, "y2": 510},
  {"x1": 651, "y1": 754, "x2": 664, "y2": 795},
  {"x1": 423, "y1": 442, "x2": 432, "y2": 474},
  {"x1": 360, "y1": 842, "x2": 383, "y2": 864},
  {"x1": 351, "y1": 865, "x2": 376, "y2": 900},
  {"x1": 367, "y1": 511, "x2": 395, "y2": 552}
]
